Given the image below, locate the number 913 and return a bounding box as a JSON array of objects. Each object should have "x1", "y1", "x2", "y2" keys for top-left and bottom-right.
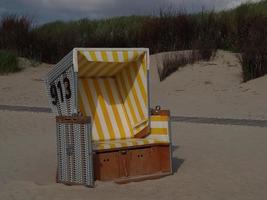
[{"x1": 50, "y1": 77, "x2": 71, "y2": 105}]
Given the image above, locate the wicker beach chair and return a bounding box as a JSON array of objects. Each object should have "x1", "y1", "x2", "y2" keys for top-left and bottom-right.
[{"x1": 45, "y1": 48, "x2": 172, "y2": 185}]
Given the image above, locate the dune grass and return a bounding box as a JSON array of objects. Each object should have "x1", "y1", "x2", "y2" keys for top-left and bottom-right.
[
  {"x1": 159, "y1": 48, "x2": 217, "y2": 81},
  {"x1": 0, "y1": 50, "x2": 20, "y2": 74},
  {"x1": 1, "y1": 1, "x2": 267, "y2": 79},
  {"x1": 159, "y1": 53, "x2": 191, "y2": 81},
  {"x1": 239, "y1": 15, "x2": 267, "y2": 81}
]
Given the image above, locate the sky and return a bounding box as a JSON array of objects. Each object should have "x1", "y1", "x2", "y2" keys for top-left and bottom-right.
[{"x1": 0, "y1": 0, "x2": 261, "y2": 23}]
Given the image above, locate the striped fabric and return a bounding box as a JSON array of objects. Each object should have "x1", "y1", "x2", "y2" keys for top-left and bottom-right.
[
  {"x1": 93, "y1": 138, "x2": 168, "y2": 151},
  {"x1": 77, "y1": 50, "x2": 147, "y2": 78},
  {"x1": 77, "y1": 49, "x2": 149, "y2": 141},
  {"x1": 79, "y1": 78, "x2": 133, "y2": 141},
  {"x1": 93, "y1": 114, "x2": 170, "y2": 151},
  {"x1": 147, "y1": 115, "x2": 170, "y2": 143},
  {"x1": 115, "y1": 59, "x2": 148, "y2": 135}
]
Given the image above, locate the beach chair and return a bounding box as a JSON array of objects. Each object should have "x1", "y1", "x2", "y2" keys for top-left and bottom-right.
[{"x1": 45, "y1": 48, "x2": 172, "y2": 185}]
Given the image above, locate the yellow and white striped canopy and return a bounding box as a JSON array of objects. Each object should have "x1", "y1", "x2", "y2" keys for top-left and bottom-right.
[
  {"x1": 74, "y1": 48, "x2": 149, "y2": 78},
  {"x1": 75, "y1": 48, "x2": 149, "y2": 142}
]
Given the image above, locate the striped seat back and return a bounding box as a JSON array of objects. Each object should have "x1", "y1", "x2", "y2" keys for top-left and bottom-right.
[
  {"x1": 79, "y1": 78, "x2": 133, "y2": 141},
  {"x1": 77, "y1": 49, "x2": 149, "y2": 141},
  {"x1": 115, "y1": 54, "x2": 148, "y2": 136}
]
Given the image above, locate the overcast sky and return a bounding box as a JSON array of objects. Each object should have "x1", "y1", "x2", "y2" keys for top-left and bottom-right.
[{"x1": 0, "y1": 0, "x2": 261, "y2": 23}]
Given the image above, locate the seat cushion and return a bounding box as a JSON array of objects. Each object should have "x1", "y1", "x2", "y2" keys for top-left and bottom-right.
[{"x1": 93, "y1": 137, "x2": 169, "y2": 151}]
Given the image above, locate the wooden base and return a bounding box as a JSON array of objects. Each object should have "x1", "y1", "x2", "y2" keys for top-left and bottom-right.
[
  {"x1": 93, "y1": 144, "x2": 172, "y2": 182},
  {"x1": 114, "y1": 172, "x2": 172, "y2": 184}
]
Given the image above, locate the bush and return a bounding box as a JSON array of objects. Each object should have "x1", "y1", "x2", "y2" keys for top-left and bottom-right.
[
  {"x1": 0, "y1": 50, "x2": 20, "y2": 74},
  {"x1": 239, "y1": 15, "x2": 267, "y2": 81},
  {"x1": 0, "y1": 15, "x2": 33, "y2": 58},
  {"x1": 0, "y1": 9, "x2": 243, "y2": 64},
  {"x1": 1, "y1": 1, "x2": 267, "y2": 81},
  {"x1": 139, "y1": 10, "x2": 196, "y2": 53}
]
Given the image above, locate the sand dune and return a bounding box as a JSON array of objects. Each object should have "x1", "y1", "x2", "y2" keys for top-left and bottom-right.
[
  {"x1": 151, "y1": 50, "x2": 267, "y2": 120},
  {"x1": 0, "y1": 50, "x2": 267, "y2": 200},
  {"x1": 1, "y1": 50, "x2": 266, "y2": 119},
  {"x1": 0, "y1": 62, "x2": 50, "y2": 107}
]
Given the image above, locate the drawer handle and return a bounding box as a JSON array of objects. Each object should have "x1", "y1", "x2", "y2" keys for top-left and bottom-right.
[{"x1": 121, "y1": 150, "x2": 127, "y2": 155}]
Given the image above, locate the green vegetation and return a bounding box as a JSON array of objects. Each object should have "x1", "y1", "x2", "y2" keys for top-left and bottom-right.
[
  {"x1": 0, "y1": 50, "x2": 19, "y2": 74},
  {"x1": 1, "y1": 1, "x2": 267, "y2": 80},
  {"x1": 159, "y1": 53, "x2": 193, "y2": 81}
]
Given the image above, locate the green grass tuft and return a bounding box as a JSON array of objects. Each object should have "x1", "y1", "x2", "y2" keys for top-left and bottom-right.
[{"x1": 0, "y1": 50, "x2": 20, "y2": 74}]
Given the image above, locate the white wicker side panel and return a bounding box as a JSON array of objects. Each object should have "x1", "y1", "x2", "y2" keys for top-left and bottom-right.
[{"x1": 56, "y1": 119, "x2": 94, "y2": 187}]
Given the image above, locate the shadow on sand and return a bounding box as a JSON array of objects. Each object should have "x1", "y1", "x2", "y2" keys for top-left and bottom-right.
[{"x1": 172, "y1": 145, "x2": 185, "y2": 173}]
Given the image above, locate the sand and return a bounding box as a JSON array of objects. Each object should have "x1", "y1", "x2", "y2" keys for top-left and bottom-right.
[
  {"x1": 0, "y1": 50, "x2": 267, "y2": 199},
  {"x1": 151, "y1": 50, "x2": 267, "y2": 120},
  {"x1": 0, "y1": 62, "x2": 50, "y2": 107}
]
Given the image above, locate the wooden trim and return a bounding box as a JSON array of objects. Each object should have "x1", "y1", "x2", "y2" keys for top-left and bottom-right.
[
  {"x1": 56, "y1": 116, "x2": 91, "y2": 124},
  {"x1": 151, "y1": 109, "x2": 170, "y2": 116},
  {"x1": 94, "y1": 143, "x2": 169, "y2": 153},
  {"x1": 134, "y1": 126, "x2": 150, "y2": 138},
  {"x1": 114, "y1": 172, "x2": 172, "y2": 184}
]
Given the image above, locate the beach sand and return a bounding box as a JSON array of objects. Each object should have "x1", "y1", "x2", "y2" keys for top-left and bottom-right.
[
  {"x1": 150, "y1": 50, "x2": 267, "y2": 120},
  {"x1": 0, "y1": 50, "x2": 267, "y2": 199}
]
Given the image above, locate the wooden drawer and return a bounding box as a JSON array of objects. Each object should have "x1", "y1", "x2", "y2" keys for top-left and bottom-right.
[
  {"x1": 94, "y1": 151, "x2": 120, "y2": 181},
  {"x1": 94, "y1": 145, "x2": 171, "y2": 181},
  {"x1": 128, "y1": 147, "x2": 160, "y2": 176}
]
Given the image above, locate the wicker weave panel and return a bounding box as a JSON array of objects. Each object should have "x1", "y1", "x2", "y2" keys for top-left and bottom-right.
[
  {"x1": 56, "y1": 116, "x2": 94, "y2": 187},
  {"x1": 45, "y1": 50, "x2": 76, "y2": 116}
]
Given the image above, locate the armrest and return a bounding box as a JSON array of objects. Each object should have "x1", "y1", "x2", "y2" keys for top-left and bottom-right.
[
  {"x1": 133, "y1": 118, "x2": 148, "y2": 129},
  {"x1": 133, "y1": 118, "x2": 150, "y2": 138}
]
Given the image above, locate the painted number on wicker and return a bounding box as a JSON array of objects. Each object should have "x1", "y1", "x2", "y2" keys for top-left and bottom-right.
[{"x1": 50, "y1": 78, "x2": 72, "y2": 105}]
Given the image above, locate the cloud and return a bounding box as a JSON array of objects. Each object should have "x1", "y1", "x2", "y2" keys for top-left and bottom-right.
[
  {"x1": 0, "y1": 0, "x2": 261, "y2": 23},
  {"x1": 224, "y1": 0, "x2": 261, "y2": 9}
]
